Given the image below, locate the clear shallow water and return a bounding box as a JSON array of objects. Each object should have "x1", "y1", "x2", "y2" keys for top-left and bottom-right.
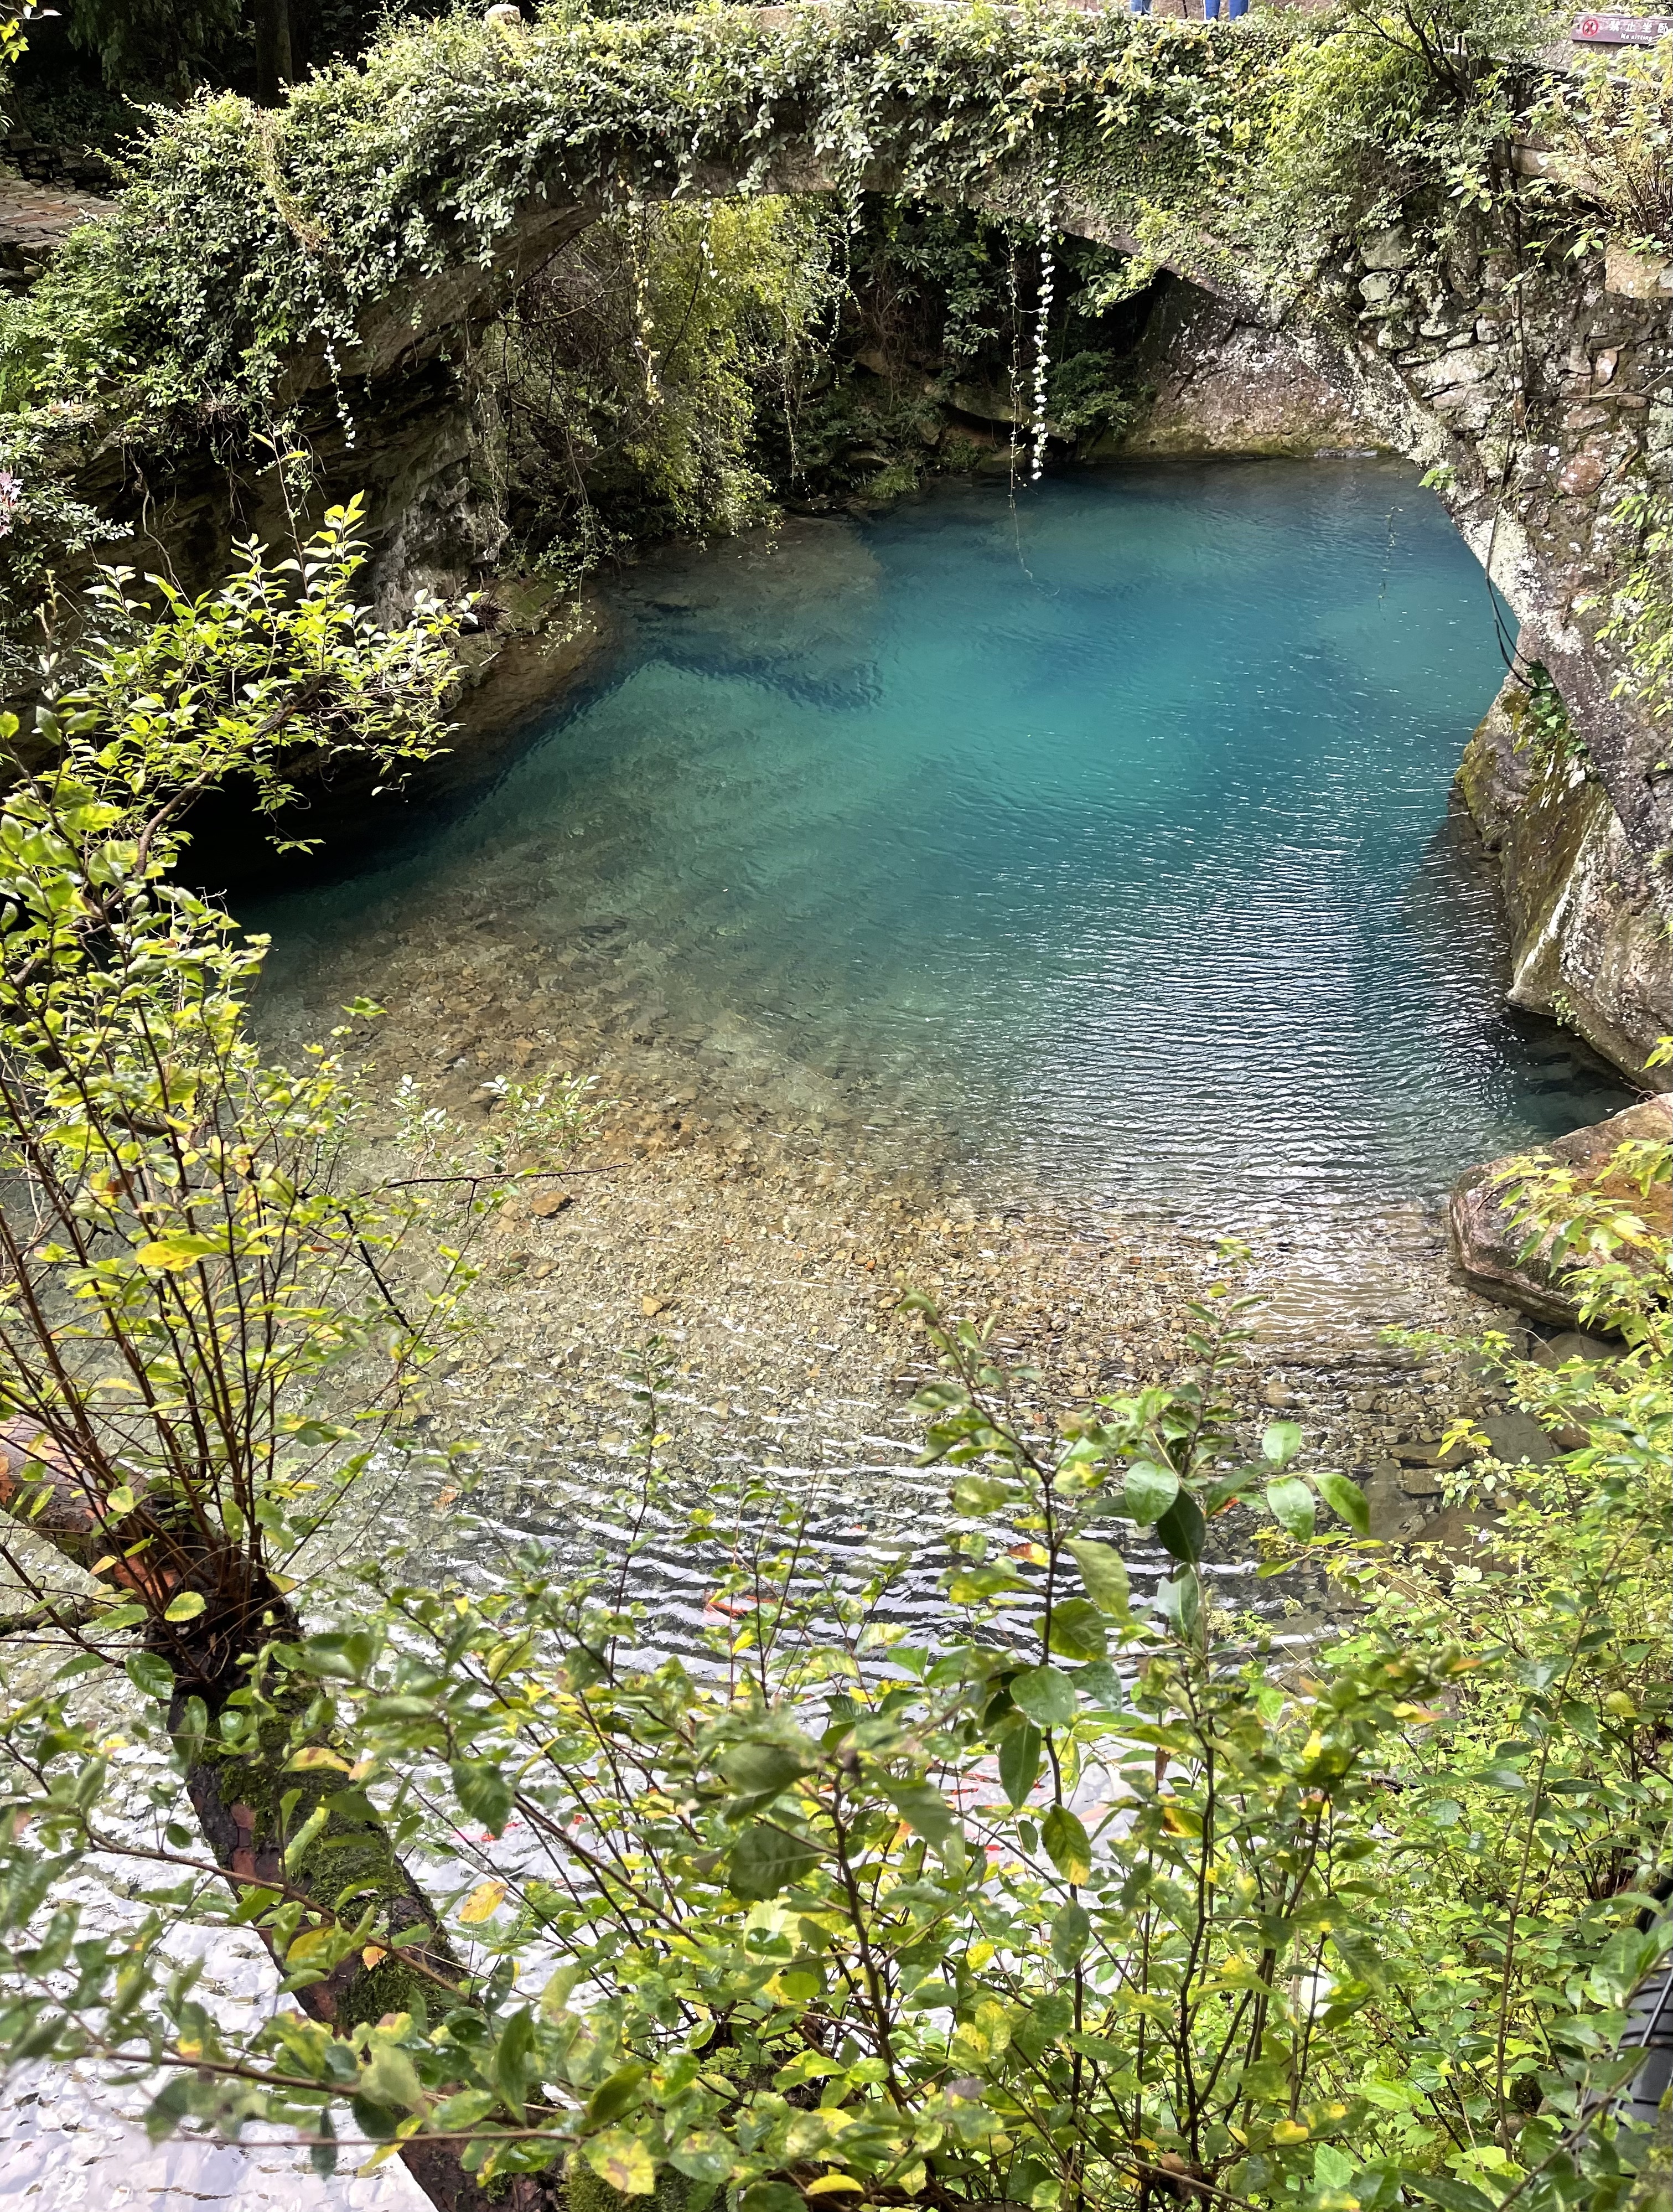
[{"x1": 255, "y1": 462, "x2": 1630, "y2": 1219}]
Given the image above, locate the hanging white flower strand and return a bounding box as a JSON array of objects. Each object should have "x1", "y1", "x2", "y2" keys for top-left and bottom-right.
[{"x1": 1031, "y1": 153, "x2": 1059, "y2": 484}]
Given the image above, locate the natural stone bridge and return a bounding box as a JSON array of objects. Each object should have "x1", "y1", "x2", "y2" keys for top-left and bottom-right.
[{"x1": 28, "y1": 2, "x2": 1673, "y2": 1070}]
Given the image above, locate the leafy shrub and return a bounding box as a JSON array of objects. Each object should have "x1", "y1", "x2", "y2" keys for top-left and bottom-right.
[
  {"x1": 488, "y1": 194, "x2": 841, "y2": 577},
  {"x1": 0, "y1": 1176, "x2": 1664, "y2": 2210}
]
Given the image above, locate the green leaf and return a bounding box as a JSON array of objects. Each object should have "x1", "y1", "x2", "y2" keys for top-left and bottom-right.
[
  {"x1": 1122, "y1": 1460, "x2": 1179, "y2": 1524},
  {"x1": 1066, "y1": 1536, "x2": 1130, "y2": 1617},
  {"x1": 133, "y1": 1234, "x2": 219, "y2": 1272},
  {"x1": 95, "y1": 1603, "x2": 147, "y2": 1632},
  {"x1": 584, "y1": 2060, "x2": 648, "y2": 2128},
  {"x1": 1265, "y1": 1476, "x2": 1316, "y2": 1541},
  {"x1": 948, "y1": 1564, "x2": 1027, "y2": 1605},
  {"x1": 1047, "y1": 1596, "x2": 1108, "y2": 1662},
  {"x1": 1314, "y1": 1471, "x2": 1369, "y2": 1535},
  {"x1": 727, "y1": 1821, "x2": 821, "y2": 1900},
  {"x1": 495, "y1": 2008, "x2": 541, "y2": 2122},
  {"x1": 142, "y1": 2077, "x2": 191, "y2": 2142},
  {"x1": 125, "y1": 1651, "x2": 174, "y2": 1701},
  {"x1": 1050, "y1": 1899, "x2": 1090, "y2": 1968},
  {"x1": 308, "y1": 2107, "x2": 338, "y2": 2180},
  {"x1": 162, "y1": 1590, "x2": 206, "y2": 1624},
  {"x1": 884, "y1": 1780, "x2": 956, "y2": 1845},
  {"x1": 1041, "y1": 1803, "x2": 1092, "y2": 1885},
  {"x1": 997, "y1": 1719, "x2": 1042, "y2": 1807},
  {"x1": 951, "y1": 1473, "x2": 1012, "y2": 1515},
  {"x1": 1203, "y1": 1468, "x2": 1258, "y2": 1517},
  {"x1": 718, "y1": 1736, "x2": 815, "y2": 1798},
  {"x1": 1072, "y1": 1659, "x2": 1125, "y2": 1709},
  {"x1": 740, "y1": 2188, "x2": 804, "y2": 2212},
  {"x1": 1154, "y1": 1571, "x2": 1200, "y2": 1637},
  {"x1": 349, "y1": 2094, "x2": 399, "y2": 2142},
  {"x1": 452, "y1": 1758, "x2": 514, "y2": 1837},
  {"x1": 1154, "y1": 1490, "x2": 1206, "y2": 1565},
  {"x1": 1403, "y1": 2179, "x2": 1498, "y2": 2212},
  {"x1": 1262, "y1": 1420, "x2": 1303, "y2": 1466},
  {"x1": 358, "y1": 2040, "x2": 425, "y2": 2115},
  {"x1": 1011, "y1": 1665, "x2": 1075, "y2": 1728},
  {"x1": 670, "y1": 2129, "x2": 734, "y2": 2184},
  {"x1": 584, "y1": 2130, "x2": 657, "y2": 2197},
  {"x1": 432, "y1": 2089, "x2": 498, "y2": 2131}
]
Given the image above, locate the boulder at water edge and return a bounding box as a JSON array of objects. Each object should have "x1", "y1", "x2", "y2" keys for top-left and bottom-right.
[{"x1": 1449, "y1": 1092, "x2": 1673, "y2": 1328}]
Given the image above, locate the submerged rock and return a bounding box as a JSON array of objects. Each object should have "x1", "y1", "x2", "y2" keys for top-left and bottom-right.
[{"x1": 1449, "y1": 1093, "x2": 1673, "y2": 1327}]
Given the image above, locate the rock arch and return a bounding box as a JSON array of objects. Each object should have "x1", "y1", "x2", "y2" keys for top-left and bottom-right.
[{"x1": 35, "y1": 6, "x2": 1672, "y2": 1069}]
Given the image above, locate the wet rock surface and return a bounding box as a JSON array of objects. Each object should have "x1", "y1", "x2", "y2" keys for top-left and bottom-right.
[
  {"x1": 1111, "y1": 285, "x2": 1387, "y2": 460},
  {"x1": 1457, "y1": 665, "x2": 1673, "y2": 1076}
]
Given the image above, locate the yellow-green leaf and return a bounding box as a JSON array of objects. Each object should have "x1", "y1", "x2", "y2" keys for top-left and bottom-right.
[
  {"x1": 163, "y1": 1590, "x2": 206, "y2": 1623},
  {"x1": 459, "y1": 1878, "x2": 507, "y2": 1925},
  {"x1": 133, "y1": 1236, "x2": 219, "y2": 1272},
  {"x1": 584, "y1": 2131, "x2": 657, "y2": 2196},
  {"x1": 359, "y1": 2040, "x2": 426, "y2": 2115},
  {"x1": 285, "y1": 1923, "x2": 340, "y2": 1967},
  {"x1": 1041, "y1": 1803, "x2": 1092, "y2": 1886}
]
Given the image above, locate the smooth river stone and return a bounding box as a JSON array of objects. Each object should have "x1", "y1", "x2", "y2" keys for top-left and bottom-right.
[{"x1": 1449, "y1": 1092, "x2": 1673, "y2": 1327}]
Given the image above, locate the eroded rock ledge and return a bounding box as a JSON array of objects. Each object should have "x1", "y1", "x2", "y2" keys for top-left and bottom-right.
[
  {"x1": 1459, "y1": 660, "x2": 1673, "y2": 1075},
  {"x1": 1451, "y1": 1091, "x2": 1673, "y2": 1326}
]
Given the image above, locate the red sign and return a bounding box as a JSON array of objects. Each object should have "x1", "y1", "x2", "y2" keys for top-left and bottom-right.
[{"x1": 1573, "y1": 12, "x2": 1673, "y2": 41}]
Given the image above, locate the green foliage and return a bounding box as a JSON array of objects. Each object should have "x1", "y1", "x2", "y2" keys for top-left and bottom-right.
[
  {"x1": 491, "y1": 194, "x2": 841, "y2": 577},
  {"x1": 845, "y1": 201, "x2": 1018, "y2": 369},
  {"x1": 60, "y1": 0, "x2": 241, "y2": 93},
  {"x1": 1591, "y1": 479, "x2": 1673, "y2": 722},
  {"x1": 1510, "y1": 664, "x2": 1590, "y2": 770},
  {"x1": 0, "y1": 1, "x2": 1530, "y2": 429},
  {"x1": 781, "y1": 206, "x2": 1146, "y2": 499},
  {"x1": 1042, "y1": 349, "x2": 1142, "y2": 444},
  {"x1": 1260, "y1": 0, "x2": 1543, "y2": 249},
  {"x1": 0, "y1": 1185, "x2": 1662, "y2": 2206},
  {"x1": 0, "y1": 0, "x2": 33, "y2": 118},
  {"x1": 0, "y1": 504, "x2": 605, "y2": 1669},
  {"x1": 51, "y1": 493, "x2": 463, "y2": 840},
  {"x1": 1539, "y1": 41, "x2": 1673, "y2": 258}
]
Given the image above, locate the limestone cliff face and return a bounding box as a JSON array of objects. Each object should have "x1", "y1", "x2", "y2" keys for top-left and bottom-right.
[
  {"x1": 1107, "y1": 282, "x2": 1392, "y2": 459},
  {"x1": 1458, "y1": 663, "x2": 1672, "y2": 1075}
]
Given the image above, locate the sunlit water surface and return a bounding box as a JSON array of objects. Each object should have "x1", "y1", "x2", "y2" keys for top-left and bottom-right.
[{"x1": 256, "y1": 462, "x2": 1629, "y2": 1218}]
